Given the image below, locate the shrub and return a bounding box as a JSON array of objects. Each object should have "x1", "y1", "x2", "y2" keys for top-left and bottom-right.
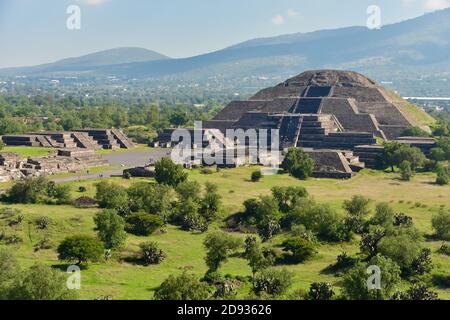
[
  {"x1": 127, "y1": 183, "x2": 174, "y2": 221},
  {"x1": 7, "y1": 263, "x2": 78, "y2": 300},
  {"x1": 95, "y1": 181, "x2": 128, "y2": 210},
  {"x1": 393, "y1": 145, "x2": 426, "y2": 171},
  {"x1": 0, "y1": 207, "x2": 20, "y2": 219},
  {"x1": 47, "y1": 182, "x2": 72, "y2": 204},
  {"x1": 125, "y1": 212, "x2": 164, "y2": 236},
  {"x1": 251, "y1": 170, "x2": 262, "y2": 182},
  {"x1": 94, "y1": 209, "x2": 127, "y2": 249},
  {"x1": 154, "y1": 272, "x2": 211, "y2": 300},
  {"x1": 436, "y1": 165, "x2": 449, "y2": 185},
  {"x1": 203, "y1": 232, "x2": 242, "y2": 273},
  {"x1": 35, "y1": 216, "x2": 51, "y2": 230},
  {"x1": 281, "y1": 237, "x2": 317, "y2": 263},
  {"x1": 377, "y1": 227, "x2": 423, "y2": 271},
  {"x1": 253, "y1": 268, "x2": 293, "y2": 296},
  {"x1": 155, "y1": 157, "x2": 187, "y2": 187},
  {"x1": 432, "y1": 210, "x2": 450, "y2": 240},
  {"x1": 33, "y1": 237, "x2": 52, "y2": 252},
  {"x1": 78, "y1": 186, "x2": 87, "y2": 193},
  {"x1": 405, "y1": 248, "x2": 433, "y2": 277},
  {"x1": 399, "y1": 160, "x2": 413, "y2": 181},
  {"x1": 308, "y1": 282, "x2": 334, "y2": 300},
  {"x1": 438, "y1": 243, "x2": 450, "y2": 256},
  {"x1": 200, "y1": 167, "x2": 214, "y2": 175},
  {"x1": 139, "y1": 241, "x2": 166, "y2": 265},
  {"x1": 401, "y1": 126, "x2": 430, "y2": 137},
  {"x1": 57, "y1": 235, "x2": 104, "y2": 265},
  {"x1": 7, "y1": 177, "x2": 48, "y2": 204},
  {"x1": 281, "y1": 148, "x2": 314, "y2": 180},
  {"x1": 394, "y1": 284, "x2": 439, "y2": 300},
  {"x1": 199, "y1": 182, "x2": 221, "y2": 222},
  {"x1": 343, "y1": 195, "x2": 371, "y2": 218},
  {"x1": 271, "y1": 186, "x2": 309, "y2": 213},
  {"x1": 289, "y1": 202, "x2": 349, "y2": 242},
  {"x1": 342, "y1": 255, "x2": 401, "y2": 300}
]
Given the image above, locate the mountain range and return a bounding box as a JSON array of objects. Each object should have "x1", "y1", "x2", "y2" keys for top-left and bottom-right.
[{"x1": 1, "y1": 8, "x2": 450, "y2": 84}]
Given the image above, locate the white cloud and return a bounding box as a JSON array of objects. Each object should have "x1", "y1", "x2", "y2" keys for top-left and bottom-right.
[
  {"x1": 77, "y1": 0, "x2": 109, "y2": 6},
  {"x1": 287, "y1": 8, "x2": 299, "y2": 17},
  {"x1": 271, "y1": 15, "x2": 285, "y2": 25},
  {"x1": 425, "y1": 0, "x2": 450, "y2": 10}
]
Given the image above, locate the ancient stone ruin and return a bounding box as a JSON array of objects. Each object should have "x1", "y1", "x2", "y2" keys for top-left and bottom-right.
[
  {"x1": 0, "y1": 148, "x2": 108, "y2": 182},
  {"x1": 2, "y1": 129, "x2": 135, "y2": 150},
  {"x1": 154, "y1": 70, "x2": 434, "y2": 178}
]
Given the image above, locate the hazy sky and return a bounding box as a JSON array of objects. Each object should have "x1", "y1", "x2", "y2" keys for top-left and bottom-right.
[{"x1": 0, "y1": 0, "x2": 449, "y2": 68}]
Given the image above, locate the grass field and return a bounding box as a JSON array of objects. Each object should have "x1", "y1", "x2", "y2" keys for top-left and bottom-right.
[
  {"x1": 0, "y1": 167, "x2": 449, "y2": 300},
  {"x1": 1, "y1": 146, "x2": 56, "y2": 157}
]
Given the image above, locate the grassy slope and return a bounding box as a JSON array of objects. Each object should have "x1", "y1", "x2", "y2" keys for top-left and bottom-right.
[
  {"x1": 0, "y1": 168, "x2": 449, "y2": 300},
  {"x1": 386, "y1": 91, "x2": 436, "y2": 129}
]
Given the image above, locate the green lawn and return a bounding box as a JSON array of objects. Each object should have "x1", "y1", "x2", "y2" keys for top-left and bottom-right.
[
  {"x1": 0, "y1": 167, "x2": 449, "y2": 300},
  {"x1": 1, "y1": 146, "x2": 56, "y2": 157}
]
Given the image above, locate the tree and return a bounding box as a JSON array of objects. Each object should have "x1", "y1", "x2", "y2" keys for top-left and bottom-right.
[
  {"x1": 155, "y1": 157, "x2": 187, "y2": 187},
  {"x1": 203, "y1": 232, "x2": 242, "y2": 273},
  {"x1": 0, "y1": 248, "x2": 19, "y2": 299},
  {"x1": 342, "y1": 255, "x2": 401, "y2": 300},
  {"x1": 377, "y1": 227, "x2": 423, "y2": 271},
  {"x1": 127, "y1": 183, "x2": 174, "y2": 221},
  {"x1": 176, "y1": 180, "x2": 201, "y2": 202},
  {"x1": 289, "y1": 201, "x2": 349, "y2": 242},
  {"x1": 244, "y1": 236, "x2": 273, "y2": 279},
  {"x1": 343, "y1": 195, "x2": 371, "y2": 217},
  {"x1": 370, "y1": 202, "x2": 395, "y2": 228},
  {"x1": 394, "y1": 284, "x2": 439, "y2": 300},
  {"x1": 7, "y1": 177, "x2": 49, "y2": 204},
  {"x1": 271, "y1": 186, "x2": 309, "y2": 213},
  {"x1": 360, "y1": 226, "x2": 386, "y2": 259},
  {"x1": 281, "y1": 148, "x2": 314, "y2": 180},
  {"x1": 154, "y1": 272, "x2": 211, "y2": 300},
  {"x1": 399, "y1": 160, "x2": 413, "y2": 181},
  {"x1": 281, "y1": 237, "x2": 317, "y2": 263},
  {"x1": 406, "y1": 248, "x2": 433, "y2": 277},
  {"x1": 253, "y1": 268, "x2": 293, "y2": 296},
  {"x1": 8, "y1": 263, "x2": 77, "y2": 300},
  {"x1": 139, "y1": 241, "x2": 166, "y2": 265},
  {"x1": 57, "y1": 235, "x2": 104, "y2": 265},
  {"x1": 380, "y1": 142, "x2": 402, "y2": 172},
  {"x1": 432, "y1": 210, "x2": 450, "y2": 240},
  {"x1": 308, "y1": 282, "x2": 334, "y2": 300},
  {"x1": 94, "y1": 209, "x2": 127, "y2": 249},
  {"x1": 393, "y1": 145, "x2": 426, "y2": 171},
  {"x1": 251, "y1": 170, "x2": 262, "y2": 182},
  {"x1": 436, "y1": 165, "x2": 449, "y2": 186},
  {"x1": 125, "y1": 212, "x2": 164, "y2": 236},
  {"x1": 343, "y1": 195, "x2": 371, "y2": 234},
  {"x1": 47, "y1": 182, "x2": 72, "y2": 204},
  {"x1": 401, "y1": 126, "x2": 430, "y2": 137},
  {"x1": 95, "y1": 181, "x2": 128, "y2": 210},
  {"x1": 243, "y1": 196, "x2": 282, "y2": 240},
  {"x1": 199, "y1": 182, "x2": 221, "y2": 222}
]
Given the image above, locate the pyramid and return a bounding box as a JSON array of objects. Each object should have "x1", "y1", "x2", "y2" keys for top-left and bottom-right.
[{"x1": 204, "y1": 70, "x2": 422, "y2": 149}]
